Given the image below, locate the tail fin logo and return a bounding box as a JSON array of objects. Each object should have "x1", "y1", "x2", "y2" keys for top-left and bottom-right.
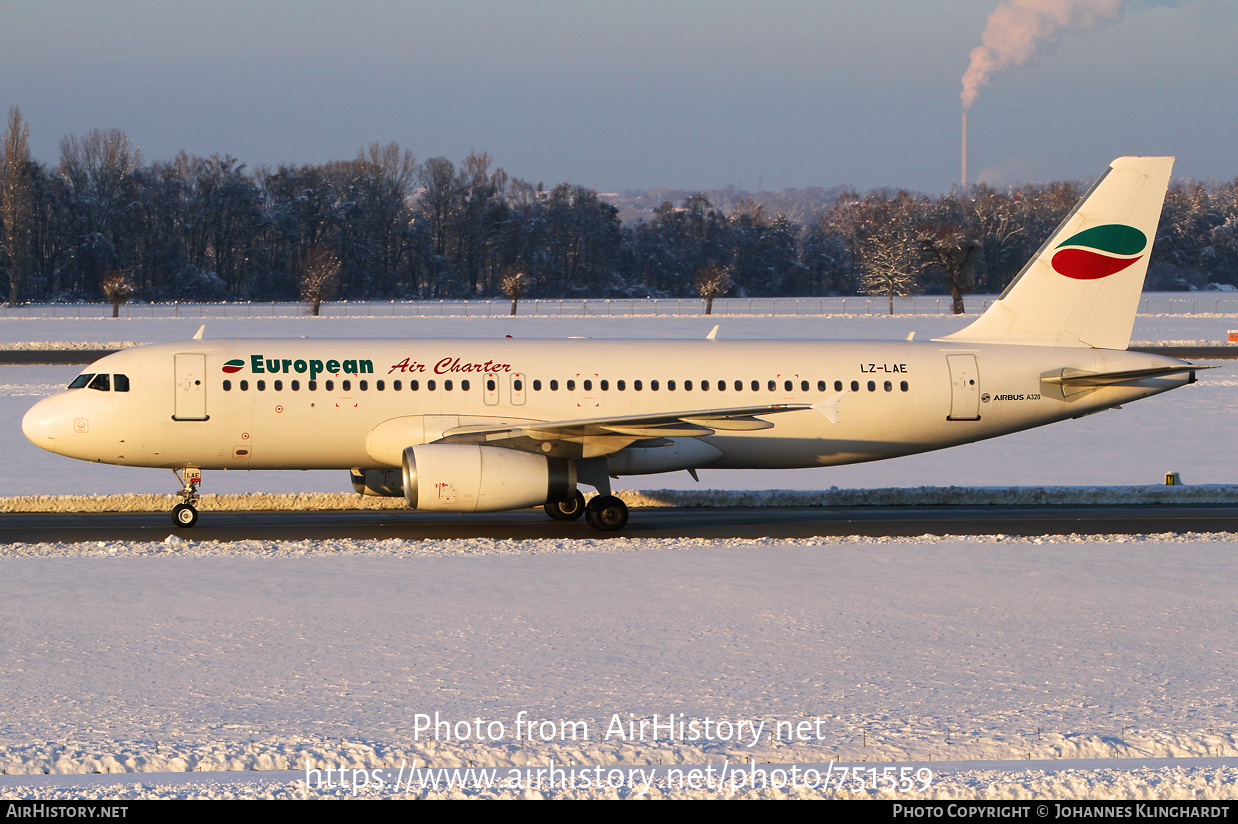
[{"x1": 1051, "y1": 224, "x2": 1147, "y2": 280}]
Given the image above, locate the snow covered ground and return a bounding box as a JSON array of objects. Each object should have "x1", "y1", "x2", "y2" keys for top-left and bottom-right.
[
  {"x1": 2, "y1": 305, "x2": 1237, "y2": 800},
  {"x1": 3, "y1": 533, "x2": 1238, "y2": 799}
]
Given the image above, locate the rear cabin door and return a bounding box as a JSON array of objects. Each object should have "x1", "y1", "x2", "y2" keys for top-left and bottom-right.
[
  {"x1": 946, "y1": 354, "x2": 981, "y2": 421},
  {"x1": 173, "y1": 353, "x2": 209, "y2": 421}
]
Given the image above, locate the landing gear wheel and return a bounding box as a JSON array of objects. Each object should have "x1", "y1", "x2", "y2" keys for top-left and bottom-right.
[
  {"x1": 544, "y1": 490, "x2": 587, "y2": 521},
  {"x1": 585, "y1": 495, "x2": 628, "y2": 531},
  {"x1": 172, "y1": 503, "x2": 198, "y2": 528}
]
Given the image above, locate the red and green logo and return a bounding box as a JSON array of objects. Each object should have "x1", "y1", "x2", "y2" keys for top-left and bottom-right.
[
  {"x1": 222, "y1": 359, "x2": 245, "y2": 374},
  {"x1": 1051, "y1": 224, "x2": 1147, "y2": 280}
]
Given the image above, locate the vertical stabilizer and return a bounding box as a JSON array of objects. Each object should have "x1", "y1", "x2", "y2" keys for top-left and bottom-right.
[{"x1": 940, "y1": 156, "x2": 1173, "y2": 350}]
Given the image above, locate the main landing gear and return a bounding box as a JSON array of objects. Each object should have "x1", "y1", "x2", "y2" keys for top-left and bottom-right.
[
  {"x1": 543, "y1": 490, "x2": 586, "y2": 521},
  {"x1": 171, "y1": 467, "x2": 201, "y2": 528},
  {"x1": 543, "y1": 489, "x2": 629, "y2": 531},
  {"x1": 585, "y1": 495, "x2": 628, "y2": 531}
]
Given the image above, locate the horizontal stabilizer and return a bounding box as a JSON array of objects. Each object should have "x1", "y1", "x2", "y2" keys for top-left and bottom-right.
[{"x1": 1042, "y1": 364, "x2": 1208, "y2": 387}]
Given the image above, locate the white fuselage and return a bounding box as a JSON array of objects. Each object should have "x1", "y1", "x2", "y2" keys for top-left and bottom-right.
[{"x1": 23, "y1": 337, "x2": 1192, "y2": 476}]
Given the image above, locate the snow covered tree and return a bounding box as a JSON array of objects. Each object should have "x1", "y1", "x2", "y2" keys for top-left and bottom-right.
[
  {"x1": 694, "y1": 263, "x2": 731, "y2": 314},
  {"x1": 299, "y1": 244, "x2": 340, "y2": 316},
  {"x1": 101, "y1": 269, "x2": 135, "y2": 317},
  {"x1": 858, "y1": 219, "x2": 923, "y2": 314},
  {"x1": 1, "y1": 107, "x2": 34, "y2": 304},
  {"x1": 499, "y1": 266, "x2": 532, "y2": 315}
]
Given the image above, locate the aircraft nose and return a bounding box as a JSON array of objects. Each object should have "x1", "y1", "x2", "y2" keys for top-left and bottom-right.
[{"x1": 22, "y1": 398, "x2": 58, "y2": 452}]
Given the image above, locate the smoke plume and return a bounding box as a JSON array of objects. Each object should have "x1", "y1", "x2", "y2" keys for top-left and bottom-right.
[{"x1": 961, "y1": 0, "x2": 1126, "y2": 110}]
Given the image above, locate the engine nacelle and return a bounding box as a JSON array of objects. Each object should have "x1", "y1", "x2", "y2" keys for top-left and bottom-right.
[
  {"x1": 351, "y1": 467, "x2": 404, "y2": 497},
  {"x1": 402, "y1": 444, "x2": 576, "y2": 512}
]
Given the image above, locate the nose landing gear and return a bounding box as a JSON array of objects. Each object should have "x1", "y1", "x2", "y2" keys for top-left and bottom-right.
[{"x1": 171, "y1": 467, "x2": 201, "y2": 528}]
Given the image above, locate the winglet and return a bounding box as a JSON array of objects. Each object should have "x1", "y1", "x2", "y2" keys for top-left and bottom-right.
[
  {"x1": 706, "y1": 325, "x2": 719, "y2": 341},
  {"x1": 193, "y1": 325, "x2": 206, "y2": 340},
  {"x1": 812, "y1": 392, "x2": 847, "y2": 424}
]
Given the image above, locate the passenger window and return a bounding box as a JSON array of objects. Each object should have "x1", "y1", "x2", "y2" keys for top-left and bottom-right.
[
  {"x1": 393, "y1": 380, "x2": 402, "y2": 391},
  {"x1": 114, "y1": 374, "x2": 130, "y2": 392},
  {"x1": 767, "y1": 380, "x2": 776, "y2": 391},
  {"x1": 68, "y1": 373, "x2": 94, "y2": 389},
  {"x1": 717, "y1": 380, "x2": 724, "y2": 391},
  {"x1": 751, "y1": 380, "x2": 758, "y2": 391},
  {"x1": 376, "y1": 380, "x2": 384, "y2": 391},
  {"x1": 274, "y1": 380, "x2": 283, "y2": 391},
  {"x1": 326, "y1": 380, "x2": 334, "y2": 391},
  {"x1": 88, "y1": 373, "x2": 110, "y2": 391},
  {"x1": 700, "y1": 380, "x2": 708, "y2": 391},
  {"x1": 850, "y1": 380, "x2": 859, "y2": 392},
  {"x1": 223, "y1": 380, "x2": 232, "y2": 391},
  {"x1": 867, "y1": 381, "x2": 876, "y2": 392},
  {"x1": 651, "y1": 380, "x2": 659, "y2": 391},
  {"x1": 835, "y1": 380, "x2": 843, "y2": 392},
  {"x1": 667, "y1": 380, "x2": 676, "y2": 391},
  {"x1": 884, "y1": 381, "x2": 892, "y2": 392},
  {"x1": 784, "y1": 380, "x2": 792, "y2": 392},
  {"x1": 618, "y1": 380, "x2": 626, "y2": 391},
  {"x1": 291, "y1": 380, "x2": 300, "y2": 391},
  {"x1": 635, "y1": 380, "x2": 643, "y2": 391},
  {"x1": 550, "y1": 380, "x2": 558, "y2": 391},
  {"x1": 427, "y1": 380, "x2": 436, "y2": 391},
  {"x1": 801, "y1": 380, "x2": 809, "y2": 392},
  {"x1": 308, "y1": 380, "x2": 317, "y2": 391},
  {"x1": 901, "y1": 381, "x2": 909, "y2": 392},
  {"x1": 600, "y1": 380, "x2": 609, "y2": 391},
  {"x1": 487, "y1": 379, "x2": 496, "y2": 391},
  {"x1": 685, "y1": 380, "x2": 692, "y2": 390},
  {"x1": 533, "y1": 380, "x2": 542, "y2": 391},
  {"x1": 257, "y1": 380, "x2": 266, "y2": 391},
  {"x1": 360, "y1": 380, "x2": 368, "y2": 391},
  {"x1": 583, "y1": 380, "x2": 592, "y2": 391},
  {"x1": 444, "y1": 380, "x2": 453, "y2": 391},
  {"x1": 342, "y1": 380, "x2": 351, "y2": 391},
  {"x1": 462, "y1": 379, "x2": 470, "y2": 391},
  {"x1": 410, "y1": 380, "x2": 419, "y2": 391},
  {"x1": 240, "y1": 380, "x2": 248, "y2": 391},
  {"x1": 567, "y1": 380, "x2": 576, "y2": 391},
  {"x1": 817, "y1": 380, "x2": 826, "y2": 392}
]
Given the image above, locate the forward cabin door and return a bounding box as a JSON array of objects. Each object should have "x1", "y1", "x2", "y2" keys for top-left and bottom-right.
[
  {"x1": 173, "y1": 353, "x2": 209, "y2": 421},
  {"x1": 946, "y1": 354, "x2": 981, "y2": 421}
]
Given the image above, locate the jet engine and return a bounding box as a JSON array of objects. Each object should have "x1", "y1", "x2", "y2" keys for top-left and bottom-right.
[{"x1": 402, "y1": 444, "x2": 576, "y2": 512}]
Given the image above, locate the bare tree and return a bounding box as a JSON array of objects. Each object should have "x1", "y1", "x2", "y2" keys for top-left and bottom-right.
[
  {"x1": 499, "y1": 267, "x2": 532, "y2": 315},
  {"x1": 1, "y1": 106, "x2": 33, "y2": 304},
  {"x1": 695, "y1": 263, "x2": 731, "y2": 314},
  {"x1": 917, "y1": 221, "x2": 981, "y2": 314},
  {"x1": 101, "y1": 269, "x2": 135, "y2": 317},
  {"x1": 299, "y1": 244, "x2": 341, "y2": 316},
  {"x1": 858, "y1": 222, "x2": 922, "y2": 315}
]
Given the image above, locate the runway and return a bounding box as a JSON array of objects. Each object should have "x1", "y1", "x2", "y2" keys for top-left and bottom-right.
[{"x1": 3, "y1": 502, "x2": 1236, "y2": 543}]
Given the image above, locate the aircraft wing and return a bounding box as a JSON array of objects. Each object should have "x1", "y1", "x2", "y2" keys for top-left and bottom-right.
[{"x1": 436, "y1": 403, "x2": 814, "y2": 459}]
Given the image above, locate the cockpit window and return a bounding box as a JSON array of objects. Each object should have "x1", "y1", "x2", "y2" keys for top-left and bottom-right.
[
  {"x1": 87, "y1": 373, "x2": 110, "y2": 392},
  {"x1": 68, "y1": 373, "x2": 94, "y2": 389},
  {"x1": 113, "y1": 374, "x2": 130, "y2": 392}
]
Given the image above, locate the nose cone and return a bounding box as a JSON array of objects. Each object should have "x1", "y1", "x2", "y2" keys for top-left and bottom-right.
[{"x1": 22, "y1": 398, "x2": 57, "y2": 452}]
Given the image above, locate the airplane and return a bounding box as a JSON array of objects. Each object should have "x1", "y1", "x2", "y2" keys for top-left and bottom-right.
[{"x1": 22, "y1": 156, "x2": 1203, "y2": 531}]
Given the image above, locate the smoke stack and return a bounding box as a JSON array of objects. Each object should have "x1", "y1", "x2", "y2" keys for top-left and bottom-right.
[{"x1": 961, "y1": 111, "x2": 968, "y2": 187}]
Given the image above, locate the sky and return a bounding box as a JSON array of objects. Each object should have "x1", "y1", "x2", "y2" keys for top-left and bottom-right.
[{"x1": 1, "y1": 0, "x2": 1234, "y2": 195}]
